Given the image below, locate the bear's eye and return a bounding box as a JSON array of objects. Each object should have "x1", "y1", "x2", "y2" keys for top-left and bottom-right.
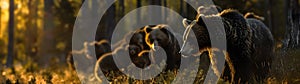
[
  {"x1": 129, "y1": 45, "x2": 140, "y2": 55},
  {"x1": 129, "y1": 49, "x2": 136, "y2": 55}
]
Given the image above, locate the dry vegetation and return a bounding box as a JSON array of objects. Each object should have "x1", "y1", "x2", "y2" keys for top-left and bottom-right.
[
  {"x1": 1, "y1": 46, "x2": 300, "y2": 83},
  {"x1": 0, "y1": 0, "x2": 299, "y2": 84},
  {"x1": 0, "y1": 62, "x2": 80, "y2": 83}
]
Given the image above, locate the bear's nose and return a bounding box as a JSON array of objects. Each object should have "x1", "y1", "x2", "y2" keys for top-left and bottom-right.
[{"x1": 135, "y1": 59, "x2": 151, "y2": 69}]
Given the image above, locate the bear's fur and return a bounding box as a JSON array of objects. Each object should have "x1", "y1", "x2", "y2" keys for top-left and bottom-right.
[
  {"x1": 183, "y1": 9, "x2": 275, "y2": 83},
  {"x1": 197, "y1": 5, "x2": 222, "y2": 15},
  {"x1": 94, "y1": 25, "x2": 182, "y2": 82},
  {"x1": 129, "y1": 25, "x2": 181, "y2": 71},
  {"x1": 244, "y1": 12, "x2": 265, "y2": 21}
]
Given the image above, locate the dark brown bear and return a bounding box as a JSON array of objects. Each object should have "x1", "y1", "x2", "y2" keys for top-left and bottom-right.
[
  {"x1": 129, "y1": 25, "x2": 181, "y2": 71},
  {"x1": 244, "y1": 12, "x2": 265, "y2": 21},
  {"x1": 183, "y1": 9, "x2": 275, "y2": 83},
  {"x1": 94, "y1": 25, "x2": 181, "y2": 82}
]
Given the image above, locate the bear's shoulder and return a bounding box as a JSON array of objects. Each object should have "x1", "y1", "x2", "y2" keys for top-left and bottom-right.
[
  {"x1": 197, "y1": 9, "x2": 246, "y2": 24},
  {"x1": 218, "y1": 9, "x2": 245, "y2": 20},
  {"x1": 244, "y1": 12, "x2": 265, "y2": 21}
]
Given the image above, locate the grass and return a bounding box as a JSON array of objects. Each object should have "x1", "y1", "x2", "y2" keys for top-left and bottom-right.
[
  {"x1": 269, "y1": 48, "x2": 300, "y2": 84},
  {"x1": 0, "y1": 62, "x2": 80, "y2": 84},
  {"x1": 1, "y1": 49, "x2": 300, "y2": 84}
]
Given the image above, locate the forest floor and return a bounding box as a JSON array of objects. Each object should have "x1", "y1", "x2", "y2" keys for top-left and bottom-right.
[{"x1": 1, "y1": 49, "x2": 300, "y2": 84}]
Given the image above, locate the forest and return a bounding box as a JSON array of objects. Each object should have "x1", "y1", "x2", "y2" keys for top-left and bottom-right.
[{"x1": 0, "y1": 0, "x2": 300, "y2": 83}]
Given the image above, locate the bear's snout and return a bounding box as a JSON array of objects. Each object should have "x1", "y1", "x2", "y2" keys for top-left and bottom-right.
[{"x1": 133, "y1": 54, "x2": 151, "y2": 69}]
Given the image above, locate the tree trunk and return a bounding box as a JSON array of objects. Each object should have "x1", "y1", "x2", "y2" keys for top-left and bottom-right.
[
  {"x1": 149, "y1": 0, "x2": 162, "y2": 24},
  {"x1": 284, "y1": 0, "x2": 300, "y2": 49},
  {"x1": 0, "y1": 7, "x2": 1, "y2": 33},
  {"x1": 163, "y1": 0, "x2": 167, "y2": 23},
  {"x1": 6, "y1": 0, "x2": 14, "y2": 68},
  {"x1": 27, "y1": 0, "x2": 39, "y2": 58},
  {"x1": 137, "y1": 0, "x2": 141, "y2": 23},
  {"x1": 38, "y1": 0, "x2": 54, "y2": 66},
  {"x1": 106, "y1": 2, "x2": 116, "y2": 41},
  {"x1": 119, "y1": 0, "x2": 124, "y2": 16},
  {"x1": 265, "y1": 0, "x2": 273, "y2": 31},
  {"x1": 186, "y1": 0, "x2": 193, "y2": 19},
  {"x1": 149, "y1": 0, "x2": 161, "y2": 5},
  {"x1": 180, "y1": 0, "x2": 184, "y2": 17}
]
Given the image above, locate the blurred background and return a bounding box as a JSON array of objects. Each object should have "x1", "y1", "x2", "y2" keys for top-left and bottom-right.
[{"x1": 0, "y1": 0, "x2": 299, "y2": 83}]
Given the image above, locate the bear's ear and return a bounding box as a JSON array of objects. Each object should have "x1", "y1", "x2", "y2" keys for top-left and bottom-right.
[
  {"x1": 196, "y1": 14, "x2": 205, "y2": 26},
  {"x1": 144, "y1": 26, "x2": 153, "y2": 34},
  {"x1": 197, "y1": 6, "x2": 205, "y2": 14},
  {"x1": 159, "y1": 26, "x2": 173, "y2": 43},
  {"x1": 182, "y1": 18, "x2": 192, "y2": 28},
  {"x1": 160, "y1": 27, "x2": 170, "y2": 35},
  {"x1": 214, "y1": 5, "x2": 222, "y2": 12},
  {"x1": 198, "y1": 5, "x2": 222, "y2": 15}
]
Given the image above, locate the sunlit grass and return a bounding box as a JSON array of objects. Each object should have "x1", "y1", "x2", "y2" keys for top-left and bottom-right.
[
  {"x1": 1, "y1": 44, "x2": 300, "y2": 83},
  {"x1": 0, "y1": 63, "x2": 80, "y2": 84}
]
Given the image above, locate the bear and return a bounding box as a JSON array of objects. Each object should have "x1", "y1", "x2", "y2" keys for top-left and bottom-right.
[
  {"x1": 244, "y1": 12, "x2": 265, "y2": 21},
  {"x1": 182, "y1": 9, "x2": 275, "y2": 83},
  {"x1": 94, "y1": 39, "x2": 127, "y2": 81},
  {"x1": 129, "y1": 25, "x2": 181, "y2": 71},
  {"x1": 197, "y1": 5, "x2": 223, "y2": 15},
  {"x1": 126, "y1": 25, "x2": 182, "y2": 83},
  {"x1": 94, "y1": 25, "x2": 182, "y2": 82},
  {"x1": 244, "y1": 13, "x2": 275, "y2": 82}
]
